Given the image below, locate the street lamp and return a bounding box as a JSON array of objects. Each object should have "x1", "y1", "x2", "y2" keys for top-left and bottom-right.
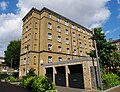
[
  {"x1": 10, "y1": 57, "x2": 13, "y2": 75},
  {"x1": 92, "y1": 28, "x2": 103, "y2": 90}
]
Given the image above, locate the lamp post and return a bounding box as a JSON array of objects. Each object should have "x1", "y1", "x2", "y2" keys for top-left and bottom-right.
[
  {"x1": 10, "y1": 57, "x2": 13, "y2": 75},
  {"x1": 92, "y1": 28, "x2": 103, "y2": 90}
]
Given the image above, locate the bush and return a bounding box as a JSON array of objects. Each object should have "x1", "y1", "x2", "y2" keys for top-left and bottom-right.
[
  {"x1": 20, "y1": 76, "x2": 56, "y2": 92},
  {"x1": 102, "y1": 73, "x2": 120, "y2": 89},
  {"x1": 4, "y1": 76, "x2": 16, "y2": 82},
  {"x1": 0, "y1": 73, "x2": 9, "y2": 80},
  {"x1": 19, "y1": 76, "x2": 36, "y2": 88},
  {"x1": 31, "y1": 76, "x2": 55, "y2": 92}
]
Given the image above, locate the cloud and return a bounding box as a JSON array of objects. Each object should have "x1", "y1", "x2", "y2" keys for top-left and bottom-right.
[
  {"x1": 105, "y1": 31, "x2": 111, "y2": 35},
  {"x1": 117, "y1": 0, "x2": 120, "y2": 4},
  {"x1": 0, "y1": 1, "x2": 8, "y2": 10},
  {"x1": 105, "y1": 27, "x2": 120, "y2": 35},
  {"x1": 0, "y1": 0, "x2": 111, "y2": 56}
]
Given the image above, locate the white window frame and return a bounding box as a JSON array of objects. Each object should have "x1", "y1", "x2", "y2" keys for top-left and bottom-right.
[
  {"x1": 48, "y1": 56, "x2": 52, "y2": 63},
  {"x1": 73, "y1": 40, "x2": 76, "y2": 46},
  {"x1": 66, "y1": 38, "x2": 69, "y2": 44},
  {"x1": 48, "y1": 33, "x2": 52, "y2": 40},
  {"x1": 58, "y1": 36, "x2": 61, "y2": 42},
  {"x1": 65, "y1": 21, "x2": 68, "y2": 26},
  {"x1": 66, "y1": 48, "x2": 70, "y2": 54},
  {"x1": 73, "y1": 32, "x2": 75, "y2": 37},
  {"x1": 58, "y1": 46, "x2": 62, "y2": 52},
  {"x1": 79, "y1": 42, "x2": 82, "y2": 48},
  {"x1": 80, "y1": 51, "x2": 82, "y2": 56},
  {"x1": 58, "y1": 57, "x2": 62, "y2": 61},
  {"x1": 66, "y1": 29, "x2": 68, "y2": 35},
  {"x1": 72, "y1": 25, "x2": 75, "y2": 29},
  {"x1": 48, "y1": 23, "x2": 52, "y2": 29},
  {"x1": 73, "y1": 49, "x2": 76, "y2": 55},
  {"x1": 57, "y1": 17, "x2": 60, "y2": 22},
  {"x1": 48, "y1": 44, "x2": 52, "y2": 51},
  {"x1": 57, "y1": 26, "x2": 61, "y2": 32}
]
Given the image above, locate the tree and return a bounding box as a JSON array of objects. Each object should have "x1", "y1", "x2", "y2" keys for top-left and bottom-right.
[
  {"x1": 4, "y1": 40, "x2": 21, "y2": 69},
  {"x1": 88, "y1": 28, "x2": 116, "y2": 73}
]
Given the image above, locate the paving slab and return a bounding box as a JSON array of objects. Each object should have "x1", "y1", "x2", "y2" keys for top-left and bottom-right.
[{"x1": 0, "y1": 82, "x2": 31, "y2": 92}]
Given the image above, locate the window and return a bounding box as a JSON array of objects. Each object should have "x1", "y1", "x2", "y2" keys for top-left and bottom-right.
[
  {"x1": 89, "y1": 45, "x2": 91, "y2": 49},
  {"x1": 73, "y1": 49, "x2": 76, "y2": 55},
  {"x1": 58, "y1": 36, "x2": 61, "y2": 42},
  {"x1": 66, "y1": 38, "x2": 69, "y2": 44},
  {"x1": 35, "y1": 33, "x2": 37, "y2": 40},
  {"x1": 66, "y1": 48, "x2": 70, "y2": 54},
  {"x1": 72, "y1": 25, "x2": 75, "y2": 29},
  {"x1": 57, "y1": 17, "x2": 60, "y2": 22},
  {"x1": 48, "y1": 23, "x2": 52, "y2": 29},
  {"x1": 85, "y1": 43, "x2": 87, "y2": 48},
  {"x1": 65, "y1": 21, "x2": 68, "y2": 26},
  {"x1": 78, "y1": 34, "x2": 81, "y2": 39},
  {"x1": 58, "y1": 57, "x2": 62, "y2": 61},
  {"x1": 67, "y1": 58, "x2": 70, "y2": 60},
  {"x1": 24, "y1": 58, "x2": 26, "y2": 64},
  {"x1": 73, "y1": 32, "x2": 75, "y2": 37},
  {"x1": 80, "y1": 51, "x2": 82, "y2": 56},
  {"x1": 79, "y1": 42, "x2": 82, "y2": 47},
  {"x1": 26, "y1": 26, "x2": 28, "y2": 31},
  {"x1": 73, "y1": 40, "x2": 76, "y2": 46},
  {"x1": 48, "y1": 14, "x2": 52, "y2": 18},
  {"x1": 58, "y1": 46, "x2": 62, "y2": 52},
  {"x1": 66, "y1": 29, "x2": 68, "y2": 35},
  {"x1": 78, "y1": 28, "x2": 80, "y2": 32},
  {"x1": 48, "y1": 44, "x2": 52, "y2": 51},
  {"x1": 57, "y1": 26, "x2": 61, "y2": 32},
  {"x1": 34, "y1": 56, "x2": 36, "y2": 65},
  {"x1": 48, "y1": 33, "x2": 52, "y2": 40},
  {"x1": 84, "y1": 36, "x2": 86, "y2": 40},
  {"x1": 48, "y1": 56, "x2": 52, "y2": 63}
]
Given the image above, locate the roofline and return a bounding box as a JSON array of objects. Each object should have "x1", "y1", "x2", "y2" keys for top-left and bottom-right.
[
  {"x1": 22, "y1": 7, "x2": 92, "y2": 33},
  {"x1": 43, "y1": 57, "x2": 96, "y2": 67},
  {"x1": 0, "y1": 57, "x2": 4, "y2": 59},
  {"x1": 111, "y1": 39, "x2": 120, "y2": 44}
]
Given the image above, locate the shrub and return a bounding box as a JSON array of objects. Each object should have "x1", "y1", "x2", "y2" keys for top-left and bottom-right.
[
  {"x1": 4, "y1": 76, "x2": 16, "y2": 82},
  {"x1": 31, "y1": 76, "x2": 55, "y2": 92},
  {"x1": 0, "y1": 73, "x2": 9, "y2": 80},
  {"x1": 19, "y1": 76, "x2": 36, "y2": 88},
  {"x1": 102, "y1": 73, "x2": 120, "y2": 89}
]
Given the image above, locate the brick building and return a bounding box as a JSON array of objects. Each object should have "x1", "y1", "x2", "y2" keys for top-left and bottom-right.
[{"x1": 19, "y1": 7, "x2": 97, "y2": 90}]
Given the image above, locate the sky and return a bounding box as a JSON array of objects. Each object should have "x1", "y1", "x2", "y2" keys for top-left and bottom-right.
[{"x1": 0, "y1": 0, "x2": 120, "y2": 57}]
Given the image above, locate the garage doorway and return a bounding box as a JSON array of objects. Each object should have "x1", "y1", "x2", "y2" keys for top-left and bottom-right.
[
  {"x1": 68, "y1": 64, "x2": 84, "y2": 89},
  {"x1": 55, "y1": 66, "x2": 66, "y2": 86}
]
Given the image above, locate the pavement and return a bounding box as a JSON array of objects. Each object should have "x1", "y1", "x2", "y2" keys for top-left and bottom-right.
[
  {"x1": 56, "y1": 86, "x2": 98, "y2": 92},
  {"x1": 104, "y1": 85, "x2": 120, "y2": 92},
  {"x1": 0, "y1": 82, "x2": 31, "y2": 92}
]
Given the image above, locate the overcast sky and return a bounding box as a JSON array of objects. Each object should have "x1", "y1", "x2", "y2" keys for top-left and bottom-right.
[{"x1": 0, "y1": 0, "x2": 120, "y2": 56}]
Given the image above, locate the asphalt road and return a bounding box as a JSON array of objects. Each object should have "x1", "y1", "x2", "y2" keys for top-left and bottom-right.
[{"x1": 0, "y1": 82, "x2": 31, "y2": 92}]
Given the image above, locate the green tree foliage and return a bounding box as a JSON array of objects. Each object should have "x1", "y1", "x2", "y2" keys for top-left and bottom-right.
[
  {"x1": 4, "y1": 40, "x2": 21, "y2": 69},
  {"x1": 89, "y1": 28, "x2": 117, "y2": 72}
]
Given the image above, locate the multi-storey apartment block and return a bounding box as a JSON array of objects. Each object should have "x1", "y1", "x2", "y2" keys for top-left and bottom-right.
[
  {"x1": 109, "y1": 38, "x2": 120, "y2": 52},
  {"x1": 19, "y1": 7, "x2": 97, "y2": 90}
]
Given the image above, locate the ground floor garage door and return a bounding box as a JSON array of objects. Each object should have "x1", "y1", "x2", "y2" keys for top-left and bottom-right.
[
  {"x1": 68, "y1": 64, "x2": 84, "y2": 89},
  {"x1": 45, "y1": 67, "x2": 53, "y2": 82},
  {"x1": 55, "y1": 66, "x2": 66, "y2": 86}
]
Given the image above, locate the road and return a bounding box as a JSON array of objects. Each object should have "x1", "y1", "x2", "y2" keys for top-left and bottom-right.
[{"x1": 0, "y1": 82, "x2": 31, "y2": 92}]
